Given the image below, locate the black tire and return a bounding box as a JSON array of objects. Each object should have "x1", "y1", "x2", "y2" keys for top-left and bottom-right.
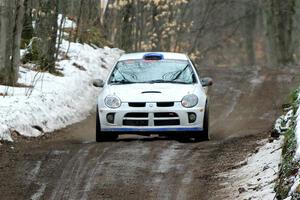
[
  {"x1": 96, "y1": 108, "x2": 102, "y2": 142},
  {"x1": 194, "y1": 102, "x2": 209, "y2": 141},
  {"x1": 96, "y1": 107, "x2": 118, "y2": 142}
]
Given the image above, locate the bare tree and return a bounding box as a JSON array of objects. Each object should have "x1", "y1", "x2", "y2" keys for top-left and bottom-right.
[
  {"x1": 35, "y1": 0, "x2": 59, "y2": 73},
  {"x1": 119, "y1": 0, "x2": 134, "y2": 51},
  {"x1": 21, "y1": 0, "x2": 34, "y2": 48},
  {"x1": 11, "y1": 0, "x2": 25, "y2": 82},
  {"x1": 262, "y1": 0, "x2": 296, "y2": 66},
  {"x1": 0, "y1": 0, "x2": 24, "y2": 85},
  {"x1": 243, "y1": 1, "x2": 257, "y2": 66}
]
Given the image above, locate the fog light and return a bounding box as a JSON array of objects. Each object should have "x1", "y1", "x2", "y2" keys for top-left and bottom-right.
[
  {"x1": 188, "y1": 113, "x2": 197, "y2": 123},
  {"x1": 106, "y1": 113, "x2": 115, "y2": 124}
]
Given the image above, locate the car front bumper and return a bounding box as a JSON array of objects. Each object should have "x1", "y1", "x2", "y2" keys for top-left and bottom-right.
[{"x1": 98, "y1": 102, "x2": 205, "y2": 133}]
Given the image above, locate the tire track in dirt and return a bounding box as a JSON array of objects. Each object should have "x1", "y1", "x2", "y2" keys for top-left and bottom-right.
[
  {"x1": 151, "y1": 143, "x2": 186, "y2": 200},
  {"x1": 50, "y1": 146, "x2": 94, "y2": 200}
]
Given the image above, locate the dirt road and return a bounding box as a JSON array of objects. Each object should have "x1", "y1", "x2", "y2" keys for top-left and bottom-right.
[{"x1": 0, "y1": 65, "x2": 299, "y2": 200}]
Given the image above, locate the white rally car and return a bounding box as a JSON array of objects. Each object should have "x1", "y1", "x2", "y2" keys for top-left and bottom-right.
[{"x1": 94, "y1": 52, "x2": 212, "y2": 142}]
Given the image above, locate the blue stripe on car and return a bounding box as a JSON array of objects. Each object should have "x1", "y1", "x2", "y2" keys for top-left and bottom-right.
[
  {"x1": 143, "y1": 53, "x2": 164, "y2": 60},
  {"x1": 101, "y1": 127, "x2": 202, "y2": 132}
]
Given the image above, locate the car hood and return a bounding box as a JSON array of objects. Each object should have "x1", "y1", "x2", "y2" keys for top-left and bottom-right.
[{"x1": 103, "y1": 83, "x2": 198, "y2": 102}]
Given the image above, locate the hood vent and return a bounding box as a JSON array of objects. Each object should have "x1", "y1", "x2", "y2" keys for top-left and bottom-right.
[{"x1": 141, "y1": 91, "x2": 161, "y2": 94}]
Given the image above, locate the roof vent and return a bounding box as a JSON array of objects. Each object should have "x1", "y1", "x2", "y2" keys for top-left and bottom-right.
[{"x1": 143, "y1": 53, "x2": 164, "y2": 60}]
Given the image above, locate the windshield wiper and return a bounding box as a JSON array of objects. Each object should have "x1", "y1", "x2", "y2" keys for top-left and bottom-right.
[
  {"x1": 110, "y1": 80, "x2": 137, "y2": 84},
  {"x1": 110, "y1": 66, "x2": 137, "y2": 84},
  {"x1": 171, "y1": 64, "x2": 190, "y2": 81},
  {"x1": 146, "y1": 79, "x2": 189, "y2": 84},
  {"x1": 113, "y1": 66, "x2": 132, "y2": 82}
]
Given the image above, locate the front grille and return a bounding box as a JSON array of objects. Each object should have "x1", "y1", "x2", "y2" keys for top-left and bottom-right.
[
  {"x1": 124, "y1": 113, "x2": 148, "y2": 118},
  {"x1": 122, "y1": 112, "x2": 180, "y2": 127},
  {"x1": 154, "y1": 112, "x2": 178, "y2": 118},
  {"x1": 123, "y1": 112, "x2": 149, "y2": 126},
  {"x1": 128, "y1": 102, "x2": 146, "y2": 107},
  {"x1": 154, "y1": 119, "x2": 180, "y2": 126},
  {"x1": 154, "y1": 112, "x2": 180, "y2": 126},
  {"x1": 157, "y1": 102, "x2": 174, "y2": 107},
  {"x1": 123, "y1": 120, "x2": 148, "y2": 126}
]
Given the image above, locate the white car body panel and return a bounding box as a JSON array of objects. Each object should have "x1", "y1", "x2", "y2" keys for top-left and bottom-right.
[
  {"x1": 101, "y1": 84, "x2": 205, "y2": 102},
  {"x1": 118, "y1": 52, "x2": 189, "y2": 61}
]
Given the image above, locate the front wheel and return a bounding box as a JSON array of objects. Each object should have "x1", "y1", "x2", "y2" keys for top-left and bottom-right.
[
  {"x1": 194, "y1": 103, "x2": 209, "y2": 141},
  {"x1": 96, "y1": 107, "x2": 118, "y2": 142}
]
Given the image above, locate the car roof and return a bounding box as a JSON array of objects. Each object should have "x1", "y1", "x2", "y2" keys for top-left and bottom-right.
[{"x1": 118, "y1": 52, "x2": 189, "y2": 61}]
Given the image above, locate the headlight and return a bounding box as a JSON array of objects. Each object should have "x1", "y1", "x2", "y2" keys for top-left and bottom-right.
[
  {"x1": 181, "y1": 94, "x2": 198, "y2": 108},
  {"x1": 104, "y1": 96, "x2": 121, "y2": 108}
]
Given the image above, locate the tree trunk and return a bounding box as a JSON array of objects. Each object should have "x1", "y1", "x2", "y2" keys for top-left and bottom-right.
[
  {"x1": 262, "y1": 0, "x2": 296, "y2": 66},
  {"x1": 74, "y1": 0, "x2": 84, "y2": 42},
  {"x1": 11, "y1": 0, "x2": 24, "y2": 83},
  {"x1": 151, "y1": 2, "x2": 160, "y2": 51},
  {"x1": 36, "y1": 0, "x2": 58, "y2": 73},
  {"x1": 119, "y1": 0, "x2": 134, "y2": 51},
  {"x1": 0, "y1": 0, "x2": 24, "y2": 85},
  {"x1": 21, "y1": 0, "x2": 33, "y2": 48},
  {"x1": 243, "y1": 2, "x2": 257, "y2": 66},
  {"x1": 0, "y1": 0, "x2": 11, "y2": 84}
]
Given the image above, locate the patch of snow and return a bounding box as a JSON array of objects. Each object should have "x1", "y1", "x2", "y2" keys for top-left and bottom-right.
[
  {"x1": 57, "y1": 14, "x2": 76, "y2": 29},
  {"x1": 219, "y1": 138, "x2": 282, "y2": 200},
  {"x1": 20, "y1": 49, "x2": 27, "y2": 58},
  {"x1": 30, "y1": 183, "x2": 46, "y2": 200},
  {"x1": 288, "y1": 93, "x2": 300, "y2": 198},
  {"x1": 275, "y1": 109, "x2": 294, "y2": 135},
  {"x1": 289, "y1": 177, "x2": 300, "y2": 196},
  {"x1": 295, "y1": 104, "x2": 300, "y2": 160},
  {"x1": 156, "y1": 144, "x2": 181, "y2": 173},
  {"x1": 0, "y1": 125, "x2": 13, "y2": 142},
  {"x1": 0, "y1": 39, "x2": 123, "y2": 141},
  {"x1": 176, "y1": 171, "x2": 193, "y2": 200},
  {"x1": 250, "y1": 75, "x2": 265, "y2": 87},
  {"x1": 28, "y1": 161, "x2": 42, "y2": 182},
  {"x1": 51, "y1": 150, "x2": 69, "y2": 155},
  {"x1": 32, "y1": 20, "x2": 36, "y2": 29}
]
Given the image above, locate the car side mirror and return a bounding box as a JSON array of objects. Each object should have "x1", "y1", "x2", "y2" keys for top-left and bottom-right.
[
  {"x1": 201, "y1": 77, "x2": 213, "y2": 87},
  {"x1": 93, "y1": 79, "x2": 105, "y2": 88}
]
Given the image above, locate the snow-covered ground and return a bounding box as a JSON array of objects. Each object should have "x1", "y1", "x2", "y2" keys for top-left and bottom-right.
[
  {"x1": 0, "y1": 40, "x2": 123, "y2": 141},
  {"x1": 284, "y1": 92, "x2": 300, "y2": 199},
  {"x1": 295, "y1": 97, "x2": 300, "y2": 160},
  {"x1": 219, "y1": 138, "x2": 282, "y2": 200},
  {"x1": 219, "y1": 108, "x2": 295, "y2": 200}
]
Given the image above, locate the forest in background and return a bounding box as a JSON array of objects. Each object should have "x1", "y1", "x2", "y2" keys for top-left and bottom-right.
[{"x1": 0, "y1": 0, "x2": 299, "y2": 86}]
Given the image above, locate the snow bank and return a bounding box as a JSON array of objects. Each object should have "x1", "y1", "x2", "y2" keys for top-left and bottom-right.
[
  {"x1": 219, "y1": 110, "x2": 294, "y2": 199},
  {"x1": 295, "y1": 103, "x2": 300, "y2": 159},
  {"x1": 220, "y1": 138, "x2": 282, "y2": 200},
  {"x1": 285, "y1": 92, "x2": 300, "y2": 198},
  {"x1": 0, "y1": 40, "x2": 123, "y2": 141},
  {"x1": 275, "y1": 109, "x2": 294, "y2": 135}
]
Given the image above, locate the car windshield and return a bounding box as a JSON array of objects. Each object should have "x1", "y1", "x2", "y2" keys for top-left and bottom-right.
[{"x1": 108, "y1": 59, "x2": 197, "y2": 84}]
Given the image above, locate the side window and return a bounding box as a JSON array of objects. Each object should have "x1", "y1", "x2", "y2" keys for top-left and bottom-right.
[
  {"x1": 190, "y1": 59, "x2": 200, "y2": 76},
  {"x1": 190, "y1": 60, "x2": 200, "y2": 78}
]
